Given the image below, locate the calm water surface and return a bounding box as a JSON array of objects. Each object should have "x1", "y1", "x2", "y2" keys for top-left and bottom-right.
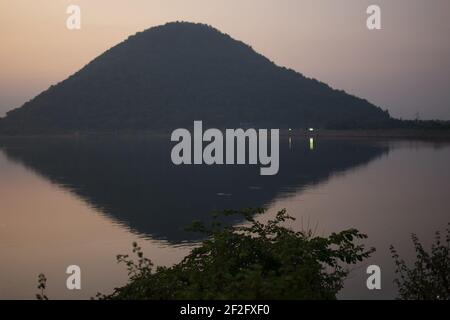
[{"x1": 0, "y1": 136, "x2": 449, "y2": 299}]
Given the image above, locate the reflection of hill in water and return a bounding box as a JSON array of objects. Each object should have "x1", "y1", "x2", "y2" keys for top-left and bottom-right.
[{"x1": 0, "y1": 135, "x2": 389, "y2": 243}]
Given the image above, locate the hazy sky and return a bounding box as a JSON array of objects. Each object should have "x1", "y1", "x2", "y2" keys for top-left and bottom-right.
[{"x1": 1, "y1": 0, "x2": 449, "y2": 119}]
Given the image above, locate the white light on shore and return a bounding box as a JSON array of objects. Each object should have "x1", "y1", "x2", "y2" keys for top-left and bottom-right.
[{"x1": 308, "y1": 128, "x2": 314, "y2": 132}]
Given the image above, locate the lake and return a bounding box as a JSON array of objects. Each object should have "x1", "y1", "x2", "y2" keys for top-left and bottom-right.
[{"x1": 0, "y1": 135, "x2": 449, "y2": 299}]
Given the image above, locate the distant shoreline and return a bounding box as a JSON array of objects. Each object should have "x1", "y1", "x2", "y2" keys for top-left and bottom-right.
[
  {"x1": 1, "y1": 129, "x2": 450, "y2": 141},
  {"x1": 291, "y1": 129, "x2": 450, "y2": 140}
]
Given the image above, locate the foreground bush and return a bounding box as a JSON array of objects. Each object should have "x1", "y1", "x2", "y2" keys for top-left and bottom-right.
[
  {"x1": 101, "y1": 208, "x2": 374, "y2": 300},
  {"x1": 390, "y1": 224, "x2": 450, "y2": 300}
]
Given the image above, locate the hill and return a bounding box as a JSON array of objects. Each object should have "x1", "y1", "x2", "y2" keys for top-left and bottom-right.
[{"x1": 0, "y1": 22, "x2": 393, "y2": 134}]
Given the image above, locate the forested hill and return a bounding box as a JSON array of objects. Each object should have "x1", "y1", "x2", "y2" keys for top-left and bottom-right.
[{"x1": 0, "y1": 22, "x2": 394, "y2": 134}]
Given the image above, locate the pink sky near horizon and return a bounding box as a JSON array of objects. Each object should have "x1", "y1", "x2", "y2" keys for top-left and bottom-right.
[{"x1": 0, "y1": 0, "x2": 449, "y2": 120}]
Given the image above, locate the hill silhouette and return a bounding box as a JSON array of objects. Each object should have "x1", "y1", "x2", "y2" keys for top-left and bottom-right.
[
  {"x1": 0, "y1": 22, "x2": 393, "y2": 134},
  {"x1": 0, "y1": 136, "x2": 388, "y2": 242}
]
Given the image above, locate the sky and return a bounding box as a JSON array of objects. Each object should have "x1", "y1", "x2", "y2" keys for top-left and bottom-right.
[{"x1": 0, "y1": 0, "x2": 449, "y2": 120}]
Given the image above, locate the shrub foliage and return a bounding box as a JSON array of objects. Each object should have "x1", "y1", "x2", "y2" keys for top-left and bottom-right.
[
  {"x1": 102, "y1": 208, "x2": 374, "y2": 299},
  {"x1": 390, "y1": 224, "x2": 450, "y2": 300}
]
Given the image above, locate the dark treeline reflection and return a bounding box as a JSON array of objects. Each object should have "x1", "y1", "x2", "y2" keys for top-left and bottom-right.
[{"x1": 0, "y1": 135, "x2": 389, "y2": 243}]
